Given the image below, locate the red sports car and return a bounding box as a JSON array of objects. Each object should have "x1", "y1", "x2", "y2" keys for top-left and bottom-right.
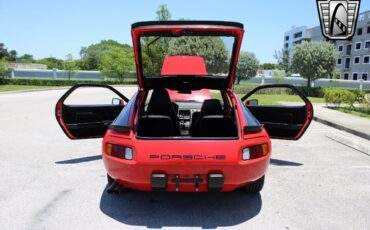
[{"x1": 56, "y1": 21, "x2": 313, "y2": 193}]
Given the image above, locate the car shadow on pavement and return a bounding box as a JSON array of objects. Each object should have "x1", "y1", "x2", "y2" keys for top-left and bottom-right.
[
  {"x1": 270, "y1": 158, "x2": 303, "y2": 166},
  {"x1": 55, "y1": 155, "x2": 102, "y2": 164},
  {"x1": 100, "y1": 189, "x2": 262, "y2": 228}
]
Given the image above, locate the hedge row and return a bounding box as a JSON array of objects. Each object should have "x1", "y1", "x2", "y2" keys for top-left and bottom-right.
[
  {"x1": 234, "y1": 84, "x2": 325, "y2": 97},
  {"x1": 0, "y1": 78, "x2": 137, "y2": 86},
  {"x1": 324, "y1": 88, "x2": 366, "y2": 107}
]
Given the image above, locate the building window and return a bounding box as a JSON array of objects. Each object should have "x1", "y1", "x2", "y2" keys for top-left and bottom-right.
[
  {"x1": 355, "y1": 42, "x2": 361, "y2": 50},
  {"x1": 364, "y1": 55, "x2": 370, "y2": 64},
  {"x1": 365, "y1": 41, "x2": 370, "y2": 49},
  {"x1": 368, "y1": 26, "x2": 370, "y2": 34},
  {"x1": 338, "y1": 45, "x2": 343, "y2": 52},
  {"x1": 353, "y1": 56, "x2": 360, "y2": 64},
  {"x1": 294, "y1": 32, "x2": 303, "y2": 38},
  {"x1": 346, "y1": 44, "x2": 352, "y2": 55},
  {"x1": 345, "y1": 58, "x2": 351, "y2": 68},
  {"x1": 285, "y1": 36, "x2": 289, "y2": 41},
  {"x1": 359, "y1": 14, "x2": 365, "y2": 21},
  {"x1": 352, "y1": 73, "x2": 358, "y2": 80},
  {"x1": 337, "y1": 58, "x2": 342, "y2": 65},
  {"x1": 344, "y1": 73, "x2": 349, "y2": 80},
  {"x1": 284, "y1": 43, "x2": 289, "y2": 49},
  {"x1": 358, "y1": 28, "x2": 363, "y2": 36},
  {"x1": 362, "y1": 73, "x2": 368, "y2": 81}
]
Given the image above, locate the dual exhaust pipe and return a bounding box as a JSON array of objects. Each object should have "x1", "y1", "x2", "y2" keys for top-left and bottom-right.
[{"x1": 106, "y1": 181, "x2": 126, "y2": 194}]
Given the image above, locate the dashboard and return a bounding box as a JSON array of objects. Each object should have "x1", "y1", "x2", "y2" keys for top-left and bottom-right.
[{"x1": 175, "y1": 102, "x2": 202, "y2": 131}]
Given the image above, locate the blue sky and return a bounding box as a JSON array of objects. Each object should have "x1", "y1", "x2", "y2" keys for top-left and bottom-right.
[{"x1": 1, "y1": 0, "x2": 369, "y2": 63}]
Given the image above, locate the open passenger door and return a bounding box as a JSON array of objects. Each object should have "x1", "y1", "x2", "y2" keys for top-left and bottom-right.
[
  {"x1": 241, "y1": 84, "x2": 313, "y2": 140},
  {"x1": 55, "y1": 84, "x2": 129, "y2": 139}
]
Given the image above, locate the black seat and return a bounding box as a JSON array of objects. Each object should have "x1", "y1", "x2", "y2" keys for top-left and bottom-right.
[
  {"x1": 190, "y1": 99, "x2": 237, "y2": 137},
  {"x1": 137, "y1": 115, "x2": 176, "y2": 137},
  {"x1": 190, "y1": 99, "x2": 223, "y2": 135},
  {"x1": 137, "y1": 89, "x2": 180, "y2": 137},
  {"x1": 197, "y1": 115, "x2": 237, "y2": 137}
]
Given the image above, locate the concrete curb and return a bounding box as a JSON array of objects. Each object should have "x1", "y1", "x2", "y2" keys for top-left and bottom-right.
[
  {"x1": 314, "y1": 116, "x2": 370, "y2": 141},
  {"x1": 326, "y1": 132, "x2": 370, "y2": 156}
]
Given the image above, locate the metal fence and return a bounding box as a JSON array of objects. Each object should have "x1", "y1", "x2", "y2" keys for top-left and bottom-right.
[
  {"x1": 244, "y1": 77, "x2": 370, "y2": 90},
  {"x1": 6, "y1": 69, "x2": 370, "y2": 90},
  {"x1": 9, "y1": 69, "x2": 102, "y2": 80}
]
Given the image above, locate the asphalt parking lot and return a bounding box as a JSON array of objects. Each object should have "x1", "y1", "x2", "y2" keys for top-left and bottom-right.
[{"x1": 0, "y1": 87, "x2": 369, "y2": 230}]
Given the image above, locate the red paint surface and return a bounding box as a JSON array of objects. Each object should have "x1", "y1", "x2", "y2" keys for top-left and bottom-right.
[
  {"x1": 161, "y1": 56, "x2": 208, "y2": 76},
  {"x1": 161, "y1": 55, "x2": 211, "y2": 102}
]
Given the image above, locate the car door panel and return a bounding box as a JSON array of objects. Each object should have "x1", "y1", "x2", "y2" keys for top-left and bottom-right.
[
  {"x1": 242, "y1": 84, "x2": 313, "y2": 140},
  {"x1": 55, "y1": 84, "x2": 129, "y2": 139}
]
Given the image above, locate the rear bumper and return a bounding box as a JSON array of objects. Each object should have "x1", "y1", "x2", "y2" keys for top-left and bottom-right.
[
  {"x1": 103, "y1": 154, "x2": 270, "y2": 192},
  {"x1": 102, "y1": 134, "x2": 271, "y2": 192}
]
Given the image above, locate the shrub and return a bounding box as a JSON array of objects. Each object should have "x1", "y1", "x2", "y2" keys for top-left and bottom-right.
[
  {"x1": 295, "y1": 86, "x2": 324, "y2": 97},
  {"x1": 324, "y1": 88, "x2": 359, "y2": 107}
]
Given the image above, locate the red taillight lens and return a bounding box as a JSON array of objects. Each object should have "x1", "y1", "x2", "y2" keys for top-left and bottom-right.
[
  {"x1": 242, "y1": 143, "x2": 268, "y2": 160},
  {"x1": 106, "y1": 143, "x2": 133, "y2": 160}
]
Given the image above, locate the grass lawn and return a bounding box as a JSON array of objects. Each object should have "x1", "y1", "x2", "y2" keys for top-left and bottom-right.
[
  {"x1": 330, "y1": 107, "x2": 370, "y2": 119},
  {"x1": 245, "y1": 94, "x2": 325, "y2": 105},
  {"x1": 0, "y1": 85, "x2": 57, "y2": 92},
  {"x1": 211, "y1": 92, "x2": 324, "y2": 104}
]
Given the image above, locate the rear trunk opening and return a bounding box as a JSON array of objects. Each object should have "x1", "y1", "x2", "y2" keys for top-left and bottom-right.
[{"x1": 135, "y1": 89, "x2": 239, "y2": 140}]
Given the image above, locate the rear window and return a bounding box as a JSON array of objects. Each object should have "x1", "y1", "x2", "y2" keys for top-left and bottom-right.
[{"x1": 140, "y1": 35, "x2": 235, "y2": 77}]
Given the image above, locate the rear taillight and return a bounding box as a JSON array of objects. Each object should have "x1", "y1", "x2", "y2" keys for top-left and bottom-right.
[
  {"x1": 242, "y1": 143, "x2": 268, "y2": 160},
  {"x1": 105, "y1": 143, "x2": 133, "y2": 160}
]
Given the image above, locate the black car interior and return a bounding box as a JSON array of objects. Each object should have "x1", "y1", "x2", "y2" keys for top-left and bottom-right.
[
  {"x1": 189, "y1": 99, "x2": 237, "y2": 137},
  {"x1": 136, "y1": 89, "x2": 238, "y2": 138},
  {"x1": 62, "y1": 104, "x2": 124, "y2": 138},
  {"x1": 247, "y1": 105, "x2": 307, "y2": 139},
  {"x1": 137, "y1": 89, "x2": 181, "y2": 137}
]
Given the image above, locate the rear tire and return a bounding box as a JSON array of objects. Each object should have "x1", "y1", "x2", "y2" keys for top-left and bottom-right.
[{"x1": 243, "y1": 175, "x2": 265, "y2": 193}]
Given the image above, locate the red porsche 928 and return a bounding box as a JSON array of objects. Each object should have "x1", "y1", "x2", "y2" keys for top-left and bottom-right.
[{"x1": 56, "y1": 21, "x2": 313, "y2": 193}]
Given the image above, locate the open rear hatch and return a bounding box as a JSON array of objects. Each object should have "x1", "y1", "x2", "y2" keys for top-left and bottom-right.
[{"x1": 131, "y1": 21, "x2": 244, "y2": 91}]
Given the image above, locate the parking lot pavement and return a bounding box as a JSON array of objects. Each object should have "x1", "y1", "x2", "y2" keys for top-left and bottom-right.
[{"x1": 0, "y1": 88, "x2": 369, "y2": 230}]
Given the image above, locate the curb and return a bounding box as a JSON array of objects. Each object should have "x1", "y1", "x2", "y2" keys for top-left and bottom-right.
[
  {"x1": 314, "y1": 116, "x2": 370, "y2": 141},
  {"x1": 326, "y1": 132, "x2": 370, "y2": 156}
]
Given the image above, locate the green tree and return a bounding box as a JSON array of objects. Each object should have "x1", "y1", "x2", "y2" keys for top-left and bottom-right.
[
  {"x1": 36, "y1": 57, "x2": 64, "y2": 69},
  {"x1": 272, "y1": 70, "x2": 285, "y2": 83},
  {"x1": 261, "y1": 63, "x2": 281, "y2": 70},
  {"x1": 8, "y1": 50, "x2": 17, "y2": 62},
  {"x1": 100, "y1": 46, "x2": 135, "y2": 81},
  {"x1": 291, "y1": 41, "x2": 337, "y2": 87},
  {"x1": 156, "y1": 4, "x2": 171, "y2": 21},
  {"x1": 0, "y1": 43, "x2": 18, "y2": 61},
  {"x1": 167, "y1": 36, "x2": 228, "y2": 74},
  {"x1": 0, "y1": 58, "x2": 7, "y2": 77},
  {"x1": 0, "y1": 43, "x2": 9, "y2": 59},
  {"x1": 79, "y1": 40, "x2": 132, "y2": 70},
  {"x1": 64, "y1": 53, "x2": 78, "y2": 80},
  {"x1": 235, "y1": 51, "x2": 260, "y2": 84},
  {"x1": 273, "y1": 48, "x2": 290, "y2": 73},
  {"x1": 18, "y1": 54, "x2": 34, "y2": 63}
]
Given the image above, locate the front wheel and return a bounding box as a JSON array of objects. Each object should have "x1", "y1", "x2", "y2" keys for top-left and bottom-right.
[{"x1": 243, "y1": 175, "x2": 265, "y2": 193}]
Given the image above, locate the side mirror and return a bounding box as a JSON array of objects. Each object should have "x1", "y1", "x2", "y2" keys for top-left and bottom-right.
[
  {"x1": 245, "y1": 99, "x2": 258, "y2": 106},
  {"x1": 112, "y1": 98, "x2": 125, "y2": 106}
]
